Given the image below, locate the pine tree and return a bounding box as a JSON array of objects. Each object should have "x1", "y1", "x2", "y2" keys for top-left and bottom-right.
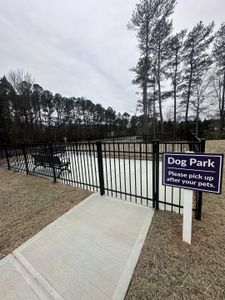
[
  {"x1": 128, "y1": 0, "x2": 156, "y2": 136},
  {"x1": 32, "y1": 84, "x2": 43, "y2": 127},
  {"x1": 213, "y1": 23, "x2": 225, "y2": 132},
  {"x1": 0, "y1": 76, "x2": 15, "y2": 143},
  {"x1": 190, "y1": 70, "x2": 215, "y2": 135},
  {"x1": 54, "y1": 93, "x2": 64, "y2": 126},
  {"x1": 128, "y1": 0, "x2": 176, "y2": 136},
  {"x1": 165, "y1": 30, "x2": 187, "y2": 137},
  {"x1": 150, "y1": 0, "x2": 176, "y2": 134},
  {"x1": 41, "y1": 90, "x2": 54, "y2": 128},
  {"x1": 181, "y1": 21, "x2": 214, "y2": 128}
]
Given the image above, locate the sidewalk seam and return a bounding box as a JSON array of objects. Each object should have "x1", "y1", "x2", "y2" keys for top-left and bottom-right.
[{"x1": 11, "y1": 253, "x2": 63, "y2": 300}]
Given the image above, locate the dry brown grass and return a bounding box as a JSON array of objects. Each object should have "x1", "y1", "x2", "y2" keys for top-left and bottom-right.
[
  {"x1": 126, "y1": 140, "x2": 225, "y2": 300},
  {"x1": 0, "y1": 169, "x2": 91, "y2": 259}
]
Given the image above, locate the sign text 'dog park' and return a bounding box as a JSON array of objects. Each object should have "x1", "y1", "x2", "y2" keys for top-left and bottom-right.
[{"x1": 162, "y1": 153, "x2": 224, "y2": 194}]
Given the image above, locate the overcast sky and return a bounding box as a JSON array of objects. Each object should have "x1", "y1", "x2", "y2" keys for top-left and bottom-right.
[{"x1": 1, "y1": 0, "x2": 225, "y2": 114}]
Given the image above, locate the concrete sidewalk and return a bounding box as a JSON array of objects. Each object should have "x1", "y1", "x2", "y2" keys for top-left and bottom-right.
[{"x1": 0, "y1": 194, "x2": 154, "y2": 300}]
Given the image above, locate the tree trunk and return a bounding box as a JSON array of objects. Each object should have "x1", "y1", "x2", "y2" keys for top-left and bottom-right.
[
  {"x1": 185, "y1": 71, "x2": 192, "y2": 125},
  {"x1": 196, "y1": 95, "x2": 200, "y2": 136},
  {"x1": 157, "y1": 42, "x2": 164, "y2": 135},
  {"x1": 153, "y1": 81, "x2": 156, "y2": 139},
  {"x1": 142, "y1": 14, "x2": 150, "y2": 139},
  {"x1": 196, "y1": 117, "x2": 199, "y2": 136},
  {"x1": 221, "y1": 69, "x2": 225, "y2": 132},
  {"x1": 173, "y1": 52, "x2": 178, "y2": 139},
  {"x1": 38, "y1": 102, "x2": 42, "y2": 127},
  {"x1": 185, "y1": 59, "x2": 194, "y2": 128},
  {"x1": 143, "y1": 70, "x2": 148, "y2": 137}
]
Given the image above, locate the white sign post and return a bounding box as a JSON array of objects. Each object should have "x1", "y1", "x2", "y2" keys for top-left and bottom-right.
[
  {"x1": 182, "y1": 188, "x2": 193, "y2": 244},
  {"x1": 182, "y1": 151, "x2": 194, "y2": 245}
]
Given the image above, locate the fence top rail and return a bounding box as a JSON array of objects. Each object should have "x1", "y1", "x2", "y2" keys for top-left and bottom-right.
[
  {"x1": 100, "y1": 140, "x2": 200, "y2": 144},
  {"x1": 1, "y1": 143, "x2": 52, "y2": 147},
  {"x1": 1, "y1": 140, "x2": 202, "y2": 147},
  {"x1": 159, "y1": 141, "x2": 201, "y2": 145}
]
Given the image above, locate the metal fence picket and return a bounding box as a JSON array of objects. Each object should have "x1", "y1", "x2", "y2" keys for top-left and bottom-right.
[
  {"x1": 0, "y1": 139, "x2": 203, "y2": 217},
  {"x1": 96, "y1": 141, "x2": 105, "y2": 196}
]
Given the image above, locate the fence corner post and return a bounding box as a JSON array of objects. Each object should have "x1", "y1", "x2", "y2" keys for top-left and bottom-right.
[
  {"x1": 4, "y1": 145, "x2": 10, "y2": 170},
  {"x1": 96, "y1": 141, "x2": 105, "y2": 196},
  {"x1": 22, "y1": 144, "x2": 29, "y2": 175}
]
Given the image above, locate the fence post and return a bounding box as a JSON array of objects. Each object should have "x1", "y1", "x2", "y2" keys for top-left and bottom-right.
[
  {"x1": 22, "y1": 144, "x2": 29, "y2": 175},
  {"x1": 155, "y1": 140, "x2": 159, "y2": 210},
  {"x1": 152, "y1": 140, "x2": 159, "y2": 210},
  {"x1": 200, "y1": 138, "x2": 206, "y2": 153},
  {"x1": 152, "y1": 141, "x2": 156, "y2": 208},
  {"x1": 49, "y1": 143, "x2": 57, "y2": 183},
  {"x1": 96, "y1": 141, "x2": 105, "y2": 196},
  {"x1": 4, "y1": 145, "x2": 10, "y2": 170},
  {"x1": 195, "y1": 138, "x2": 205, "y2": 220}
]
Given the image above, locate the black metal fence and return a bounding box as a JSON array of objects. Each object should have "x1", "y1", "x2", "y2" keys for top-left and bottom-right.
[
  {"x1": 0, "y1": 138, "x2": 205, "y2": 219},
  {"x1": 71, "y1": 131, "x2": 187, "y2": 143}
]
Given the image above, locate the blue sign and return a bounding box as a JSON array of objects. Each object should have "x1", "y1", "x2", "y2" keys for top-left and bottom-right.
[{"x1": 162, "y1": 153, "x2": 224, "y2": 194}]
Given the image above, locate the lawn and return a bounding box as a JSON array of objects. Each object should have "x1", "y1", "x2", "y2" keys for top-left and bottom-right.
[
  {"x1": 0, "y1": 169, "x2": 91, "y2": 259},
  {"x1": 126, "y1": 140, "x2": 225, "y2": 300},
  {"x1": 1, "y1": 140, "x2": 225, "y2": 299}
]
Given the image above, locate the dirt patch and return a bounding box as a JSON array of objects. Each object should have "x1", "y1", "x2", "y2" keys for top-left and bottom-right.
[
  {"x1": 126, "y1": 140, "x2": 225, "y2": 300},
  {"x1": 0, "y1": 169, "x2": 91, "y2": 259}
]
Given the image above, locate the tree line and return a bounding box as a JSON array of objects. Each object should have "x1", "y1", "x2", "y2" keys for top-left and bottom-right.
[
  {"x1": 0, "y1": 68, "x2": 220, "y2": 144},
  {"x1": 0, "y1": 69, "x2": 134, "y2": 143},
  {"x1": 1, "y1": 1, "x2": 225, "y2": 143},
  {"x1": 128, "y1": 0, "x2": 225, "y2": 138}
]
